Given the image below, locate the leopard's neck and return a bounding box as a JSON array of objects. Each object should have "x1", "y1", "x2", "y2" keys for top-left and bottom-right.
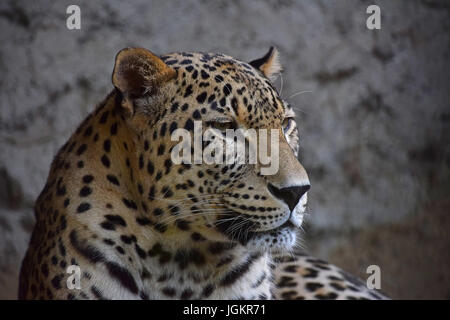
[{"x1": 136, "y1": 242, "x2": 273, "y2": 299}]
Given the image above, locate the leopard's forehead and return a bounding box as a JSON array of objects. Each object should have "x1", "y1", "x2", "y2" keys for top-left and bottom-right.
[{"x1": 160, "y1": 51, "x2": 285, "y2": 128}]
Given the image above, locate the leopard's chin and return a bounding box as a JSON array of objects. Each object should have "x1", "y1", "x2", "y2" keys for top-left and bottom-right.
[{"x1": 245, "y1": 222, "x2": 297, "y2": 253}]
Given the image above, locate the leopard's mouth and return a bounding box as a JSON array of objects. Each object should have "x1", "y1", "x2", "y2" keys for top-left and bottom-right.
[
  {"x1": 215, "y1": 211, "x2": 296, "y2": 245},
  {"x1": 247, "y1": 219, "x2": 296, "y2": 240}
]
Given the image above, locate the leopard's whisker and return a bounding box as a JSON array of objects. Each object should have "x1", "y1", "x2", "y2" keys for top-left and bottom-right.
[{"x1": 287, "y1": 90, "x2": 313, "y2": 99}]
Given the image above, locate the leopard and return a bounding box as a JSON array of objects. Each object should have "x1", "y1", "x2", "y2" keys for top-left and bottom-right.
[{"x1": 18, "y1": 46, "x2": 387, "y2": 300}]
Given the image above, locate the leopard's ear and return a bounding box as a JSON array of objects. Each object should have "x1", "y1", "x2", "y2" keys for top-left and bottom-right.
[
  {"x1": 249, "y1": 46, "x2": 282, "y2": 81},
  {"x1": 112, "y1": 47, "x2": 176, "y2": 113}
]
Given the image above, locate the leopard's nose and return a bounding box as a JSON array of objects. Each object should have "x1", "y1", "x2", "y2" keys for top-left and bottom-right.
[{"x1": 268, "y1": 183, "x2": 310, "y2": 212}]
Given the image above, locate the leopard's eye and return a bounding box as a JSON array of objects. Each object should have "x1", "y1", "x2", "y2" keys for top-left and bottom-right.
[
  {"x1": 282, "y1": 117, "x2": 294, "y2": 134},
  {"x1": 209, "y1": 119, "x2": 236, "y2": 132}
]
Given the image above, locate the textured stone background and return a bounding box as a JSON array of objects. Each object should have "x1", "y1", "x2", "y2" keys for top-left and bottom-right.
[{"x1": 0, "y1": 0, "x2": 449, "y2": 299}]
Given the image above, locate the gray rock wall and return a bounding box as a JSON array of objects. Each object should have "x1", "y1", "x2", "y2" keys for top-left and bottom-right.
[{"x1": 0, "y1": 0, "x2": 449, "y2": 299}]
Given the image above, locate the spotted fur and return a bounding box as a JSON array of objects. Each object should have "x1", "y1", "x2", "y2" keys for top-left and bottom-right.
[{"x1": 19, "y1": 47, "x2": 387, "y2": 300}]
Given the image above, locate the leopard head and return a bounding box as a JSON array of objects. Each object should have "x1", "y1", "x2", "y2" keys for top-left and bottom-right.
[{"x1": 112, "y1": 47, "x2": 310, "y2": 253}]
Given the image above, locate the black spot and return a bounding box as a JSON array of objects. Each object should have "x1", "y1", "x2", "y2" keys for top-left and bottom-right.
[
  {"x1": 136, "y1": 217, "x2": 152, "y2": 226},
  {"x1": 181, "y1": 289, "x2": 194, "y2": 300},
  {"x1": 104, "y1": 214, "x2": 126, "y2": 227},
  {"x1": 75, "y1": 144, "x2": 87, "y2": 156},
  {"x1": 283, "y1": 265, "x2": 298, "y2": 273},
  {"x1": 63, "y1": 198, "x2": 70, "y2": 208},
  {"x1": 84, "y1": 126, "x2": 93, "y2": 137},
  {"x1": 120, "y1": 235, "x2": 135, "y2": 244},
  {"x1": 105, "y1": 261, "x2": 138, "y2": 294},
  {"x1": 208, "y1": 242, "x2": 233, "y2": 255},
  {"x1": 192, "y1": 110, "x2": 201, "y2": 119},
  {"x1": 277, "y1": 276, "x2": 297, "y2": 288},
  {"x1": 184, "y1": 119, "x2": 194, "y2": 131},
  {"x1": 303, "y1": 268, "x2": 319, "y2": 279},
  {"x1": 106, "y1": 174, "x2": 120, "y2": 186},
  {"x1": 184, "y1": 85, "x2": 193, "y2": 97},
  {"x1": 110, "y1": 122, "x2": 118, "y2": 135},
  {"x1": 170, "y1": 103, "x2": 179, "y2": 113},
  {"x1": 231, "y1": 97, "x2": 238, "y2": 115},
  {"x1": 147, "y1": 161, "x2": 155, "y2": 175},
  {"x1": 69, "y1": 230, "x2": 104, "y2": 263},
  {"x1": 91, "y1": 286, "x2": 106, "y2": 300},
  {"x1": 122, "y1": 198, "x2": 138, "y2": 210},
  {"x1": 169, "y1": 122, "x2": 178, "y2": 134},
  {"x1": 202, "y1": 284, "x2": 214, "y2": 298},
  {"x1": 56, "y1": 184, "x2": 66, "y2": 196},
  {"x1": 77, "y1": 202, "x2": 91, "y2": 213},
  {"x1": 51, "y1": 274, "x2": 63, "y2": 290},
  {"x1": 83, "y1": 174, "x2": 94, "y2": 183},
  {"x1": 223, "y1": 84, "x2": 232, "y2": 96},
  {"x1": 161, "y1": 186, "x2": 174, "y2": 198},
  {"x1": 175, "y1": 219, "x2": 190, "y2": 231},
  {"x1": 101, "y1": 154, "x2": 110, "y2": 168},
  {"x1": 160, "y1": 122, "x2": 167, "y2": 137},
  {"x1": 189, "y1": 249, "x2": 205, "y2": 266},
  {"x1": 99, "y1": 111, "x2": 109, "y2": 124},
  {"x1": 60, "y1": 215, "x2": 67, "y2": 230},
  {"x1": 220, "y1": 253, "x2": 260, "y2": 286},
  {"x1": 280, "y1": 290, "x2": 297, "y2": 299},
  {"x1": 200, "y1": 70, "x2": 209, "y2": 79},
  {"x1": 251, "y1": 272, "x2": 267, "y2": 288},
  {"x1": 164, "y1": 159, "x2": 172, "y2": 174},
  {"x1": 103, "y1": 239, "x2": 115, "y2": 246},
  {"x1": 79, "y1": 186, "x2": 92, "y2": 197},
  {"x1": 103, "y1": 140, "x2": 111, "y2": 152},
  {"x1": 196, "y1": 92, "x2": 207, "y2": 103},
  {"x1": 58, "y1": 240, "x2": 66, "y2": 256},
  {"x1": 157, "y1": 144, "x2": 165, "y2": 155},
  {"x1": 162, "y1": 287, "x2": 176, "y2": 297},
  {"x1": 191, "y1": 232, "x2": 205, "y2": 241},
  {"x1": 219, "y1": 97, "x2": 226, "y2": 107},
  {"x1": 154, "y1": 223, "x2": 167, "y2": 233},
  {"x1": 148, "y1": 186, "x2": 155, "y2": 200},
  {"x1": 141, "y1": 268, "x2": 151, "y2": 279},
  {"x1": 306, "y1": 282, "x2": 324, "y2": 292},
  {"x1": 100, "y1": 221, "x2": 115, "y2": 230},
  {"x1": 116, "y1": 246, "x2": 125, "y2": 254},
  {"x1": 135, "y1": 244, "x2": 147, "y2": 259},
  {"x1": 315, "y1": 292, "x2": 338, "y2": 300},
  {"x1": 330, "y1": 282, "x2": 346, "y2": 291}
]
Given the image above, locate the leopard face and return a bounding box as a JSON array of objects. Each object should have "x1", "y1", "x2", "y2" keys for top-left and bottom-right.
[{"x1": 112, "y1": 47, "x2": 310, "y2": 253}]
